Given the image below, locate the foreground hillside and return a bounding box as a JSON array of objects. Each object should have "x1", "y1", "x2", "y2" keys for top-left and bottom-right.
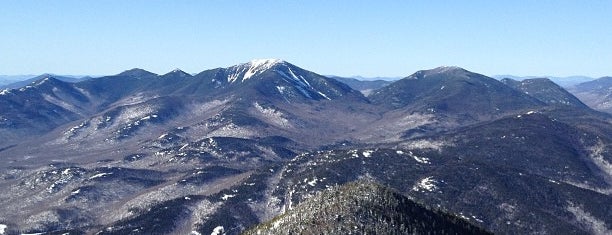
[{"x1": 245, "y1": 180, "x2": 491, "y2": 235}]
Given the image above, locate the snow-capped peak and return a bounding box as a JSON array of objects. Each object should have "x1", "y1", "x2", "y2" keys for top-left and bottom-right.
[
  {"x1": 228, "y1": 59, "x2": 286, "y2": 83},
  {"x1": 249, "y1": 58, "x2": 284, "y2": 67}
]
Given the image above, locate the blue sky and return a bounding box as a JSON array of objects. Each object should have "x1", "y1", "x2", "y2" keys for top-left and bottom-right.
[{"x1": 1, "y1": 1, "x2": 611, "y2": 77}]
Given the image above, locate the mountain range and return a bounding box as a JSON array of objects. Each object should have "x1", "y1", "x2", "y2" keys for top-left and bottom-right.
[
  {"x1": 0, "y1": 59, "x2": 610, "y2": 235},
  {"x1": 493, "y1": 75, "x2": 595, "y2": 88}
]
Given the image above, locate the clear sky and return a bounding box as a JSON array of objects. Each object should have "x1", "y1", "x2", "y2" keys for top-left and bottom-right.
[{"x1": 1, "y1": 0, "x2": 611, "y2": 78}]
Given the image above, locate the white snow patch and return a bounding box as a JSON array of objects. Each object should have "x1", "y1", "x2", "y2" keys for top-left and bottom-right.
[
  {"x1": 0, "y1": 224, "x2": 6, "y2": 235},
  {"x1": 71, "y1": 189, "x2": 81, "y2": 195},
  {"x1": 158, "y1": 133, "x2": 169, "y2": 139},
  {"x1": 65, "y1": 122, "x2": 87, "y2": 136},
  {"x1": 408, "y1": 151, "x2": 430, "y2": 164},
  {"x1": 190, "y1": 231, "x2": 202, "y2": 235},
  {"x1": 0, "y1": 89, "x2": 10, "y2": 95},
  {"x1": 275, "y1": 69, "x2": 314, "y2": 98},
  {"x1": 140, "y1": 114, "x2": 157, "y2": 121},
  {"x1": 117, "y1": 105, "x2": 156, "y2": 123},
  {"x1": 548, "y1": 179, "x2": 560, "y2": 184},
  {"x1": 253, "y1": 102, "x2": 291, "y2": 127},
  {"x1": 207, "y1": 122, "x2": 256, "y2": 138},
  {"x1": 89, "y1": 172, "x2": 113, "y2": 180},
  {"x1": 211, "y1": 226, "x2": 225, "y2": 235},
  {"x1": 307, "y1": 177, "x2": 318, "y2": 187},
  {"x1": 472, "y1": 215, "x2": 484, "y2": 223},
  {"x1": 401, "y1": 139, "x2": 450, "y2": 152},
  {"x1": 412, "y1": 177, "x2": 438, "y2": 192},
  {"x1": 19, "y1": 85, "x2": 33, "y2": 91},
  {"x1": 567, "y1": 202, "x2": 611, "y2": 235},
  {"x1": 317, "y1": 91, "x2": 331, "y2": 100},
  {"x1": 221, "y1": 194, "x2": 235, "y2": 200},
  {"x1": 272, "y1": 220, "x2": 282, "y2": 228},
  {"x1": 362, "y1": 150, "x2": 374, "y2": 158}
]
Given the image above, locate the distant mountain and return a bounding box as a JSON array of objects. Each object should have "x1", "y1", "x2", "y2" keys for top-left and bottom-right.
[
  {"x1": 501, "y1": 77, "x2": 588, "y2": 108},
  {"x1": 328, "y1": 76, "x2": 393, "y2": 95},
  {"x1": 569, "y1": 77, "x2": 612, "y2": 114},
  {"x1": 494, "y1": 75, "x2": 595, "y2": 88},
  {"x1": 245, "y1": 180, "x2": 491, "y2": 235},
  {"x1": 0, "y1": 75, "x2": 37, "y2": 86},
  {"x1": 0, "y1": 74, "x2": 88, "y2": 89}
]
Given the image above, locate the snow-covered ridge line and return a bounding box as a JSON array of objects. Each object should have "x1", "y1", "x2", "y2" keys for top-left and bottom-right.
[{"x1": 228, "y1": 58, "x2": 285, "y2": 82}]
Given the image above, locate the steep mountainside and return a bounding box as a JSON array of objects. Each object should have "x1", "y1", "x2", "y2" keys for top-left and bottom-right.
[
  {"x1": 501, "y1": 78, "x2": 588, "y2": 108},
  {"x1": 569, "y1": 77, "x2": 612, "y2": 114},
  {"x1": 244, "y1": 180, "x2": 491, "y2": 235}
]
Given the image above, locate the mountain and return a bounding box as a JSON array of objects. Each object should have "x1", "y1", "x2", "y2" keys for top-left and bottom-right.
[
  {"x1": 191, "y1": 59, "x2": 363, "y2": 102},
  {"x1": 244, "y1": 180, "x2": 491, "y2": 235},
  {"x1": 501, "y1": 77, "x2": 588, "y2": 108},
  {"x1": 368, "y1": 66, "x2": 544, "y2": 124},
  {"x1": 569, "y1": 77, "x2": 612, "y2": 114},
  {"x1": 328, "y1": 76, "x2": 393, "y2": 96}
]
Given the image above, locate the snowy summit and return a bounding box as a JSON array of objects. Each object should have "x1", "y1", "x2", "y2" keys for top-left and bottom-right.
[{"x1": 228, "y1": 59, "x2": 286, "y2": 82}]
